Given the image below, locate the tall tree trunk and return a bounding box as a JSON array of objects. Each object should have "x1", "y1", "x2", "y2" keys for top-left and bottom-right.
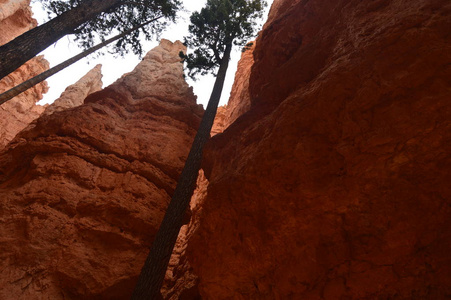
[
  {"x1": 0, "y1": 16, "x2": 162, "y2": 105},
  {"x1": 131, "y1": 42, "x2": 233, "y2": 299},
  {"x1": 0, "y1": 0, "x2": 123, "y2": 81}
]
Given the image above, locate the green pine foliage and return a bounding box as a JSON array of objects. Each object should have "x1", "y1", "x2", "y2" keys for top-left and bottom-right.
[
  {"x1": 35, "y1": 0, "x2": 181, "y2": 56},
  {"x1": 182, "y1": 0, "x2": 266, "y2": 78}
]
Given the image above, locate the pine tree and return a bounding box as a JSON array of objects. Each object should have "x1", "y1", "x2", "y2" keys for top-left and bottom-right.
[
  {"x1": 0, "y1": 16, "x2": 163, "y2": 105},
  {"x1": 0, "y1": 0, "x2": 180, "y2": 80},
  {"x1": 132, "y1": 0, "x2": 266, "y2": 298}
]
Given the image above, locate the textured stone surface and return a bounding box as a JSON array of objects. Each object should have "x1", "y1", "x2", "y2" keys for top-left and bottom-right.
[
  {"x1": 44, "y1": 64, "x2": 103, "y2": 116},
  {"x1": 0, "y1": 0, "x2": 35, "y2": 45},
  {"x1": 0, "y1": 56, "x2": 49, "y2": 149},
  {"x1": 0, "y1": 40, "x2": 203, "y2": 299},
  {"x1": 210, "y1": 105, "x2": 228, "y2": 136},
  {"x1": 0, "y1": 0, "x2": 49, "y2": 149},
  {"x1": 118, "y1": 39, "x2": 193, "y2": 104},
  {"x1": 187, "y1": 0, "x2": 451, "y2": 298},
  {"x1": 223, "y1": 41, "x2": 255, "y2": 128}
]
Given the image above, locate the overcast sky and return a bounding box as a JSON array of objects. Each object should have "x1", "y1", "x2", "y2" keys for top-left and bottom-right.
[{"x1": 31, "y1": 0, "x2": 273, "y2": 107}]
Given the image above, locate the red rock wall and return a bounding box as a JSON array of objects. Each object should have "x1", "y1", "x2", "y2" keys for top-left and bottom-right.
[
  {"x1": 0, "y1": 40, "x2": 203, "y2": 299},
  {"x1": 187, "y1": 0, "x2": 451, "y2": 298}
]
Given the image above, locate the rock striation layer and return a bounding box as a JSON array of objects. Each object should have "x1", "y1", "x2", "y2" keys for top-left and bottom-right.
[
  {"x1": 44, "y1": 64, "x2": 103, "y2": 116},
  {"x1": 0, "y1": 0, "x2": 49, "y2": 149},
  {"x1": 187, "y1": 0, "x2": 451, "y2": 298},
  {"x1": 0, "y1": 39, "x2": 203, "y2": 299}
]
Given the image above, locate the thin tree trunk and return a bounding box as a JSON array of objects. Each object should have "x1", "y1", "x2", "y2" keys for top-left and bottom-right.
[
  {"x1": 131, "y1": 42, "x2": 233, "y2": 299},
  {"x1": 0, "y1": 16, "x2": 162, "y2": 105},
  {"x1": 0, "y1": 0, "x2": 123, "y2": 80}
]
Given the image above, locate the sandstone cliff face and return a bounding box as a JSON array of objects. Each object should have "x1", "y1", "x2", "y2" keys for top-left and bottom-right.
[
  {"x1": 223, "y1": 41, "x2": 255, "y2": 128},
  {"x1": 44, "y1": 64, "x2": 103, "y2": 116},
  {"x1": 0, "y1": 39, "x2": 203, "y2": 299},
  {"x1": 187, "y1": 0, "x2": 451, "y2": 298},
  {"x1": 0, "y1": 0, "x2": 49, "y2": 149}
]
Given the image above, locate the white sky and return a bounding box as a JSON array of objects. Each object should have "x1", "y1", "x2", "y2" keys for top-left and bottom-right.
[{"x1": 31, "y1": 0, "x2": 273, "y2": 107}]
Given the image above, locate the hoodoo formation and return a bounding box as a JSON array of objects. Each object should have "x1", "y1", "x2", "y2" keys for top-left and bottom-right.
[
  {"x1": 0, "y1": 40, "x2": 202, "y2": 299},
  {"x1": 0, "y1": 0, "x2": 450, "y2": 299}
]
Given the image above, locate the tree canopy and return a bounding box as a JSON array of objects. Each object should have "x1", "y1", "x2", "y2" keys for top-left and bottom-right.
[
  {"x1": 0, "y1": 0, "x2": 182, "y2": 80},
  {"x1": 182, "y1": 0, "x2": 266, "y2": 78},
  {"x1": 36, "y1": 0, "x2": 181, "y2": 57}
]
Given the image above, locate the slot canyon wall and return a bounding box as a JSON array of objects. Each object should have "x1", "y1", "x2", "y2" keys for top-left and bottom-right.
[
  {"x1": 0, "y1": 0, "x2": 450, "y2": 299},
  {"x1": 186, "y1": 0, "x2": 451, "y2": 298},
  {"x1": 0, "y1": 0, "x2": 49, "y2": 149},
  {"x1": 0, "y1": 39, "x2": 203, "y2": 299}
]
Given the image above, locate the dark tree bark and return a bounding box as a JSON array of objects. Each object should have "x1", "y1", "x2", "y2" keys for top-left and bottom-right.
[
  {"x1": 131, "y1": 42, "x2": 233, "y2": 299},
  {"x1": 0, "y1": 0, "x2": 123, "y2": 81},
  {"x1": 0, "y1": 16, "x2": 162, "y2": 105}
]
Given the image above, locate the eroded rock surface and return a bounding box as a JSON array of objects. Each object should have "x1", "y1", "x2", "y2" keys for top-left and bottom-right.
[
  {"x1": 0, "y1": 56, "x2": 49, "y2": 149},
  {"x1": 0, "y1": 0, "x2": 49, "y2": 149},
  {"x1": 209, "y1": 105, "x2": 228, "y2": 136},
  {"x1": 0, "y1": 39, "x2": 203, "y2": 299},
  {"x1": 187, "y1": 0, "x2": 451, "y2": 298},
  {"x1": 0, "y1": 0, "x2": 35, "y2": 45},
  {"x1": 223, "y1": 41, "x2": 255, "y2": 128},
  {"x1": 44, "y1": 64, "x2": 103, "y2": 116}
]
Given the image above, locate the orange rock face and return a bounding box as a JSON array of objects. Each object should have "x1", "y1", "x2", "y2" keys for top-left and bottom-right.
[
  {"x1": 0, "y1": 40, "x2": 202, "y2": 299},
  {"x1": 223, "y1": 41, "x2": 255, "y2": 128},
  {"x1": 0, "y1": 0, "x2": 49, "y2": 149},
  {"x1": 0, "y1": 0, "x2": 36, "y2": 46},
  {"x1": 210, "y1": 105, "x2": 228, "y2": 136},
  {"x1": 187, "y1": 0, "x2": 451, "y2": 298},
  {"x1": 43, "y1": 64, "x2": 103, "y2": 116},
  {"x1": 0, "y1": 55, "x2": 49, "y2": 148},
  {"x1": 205, "y1": 43, "x2": 256, "y2": 138}
]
